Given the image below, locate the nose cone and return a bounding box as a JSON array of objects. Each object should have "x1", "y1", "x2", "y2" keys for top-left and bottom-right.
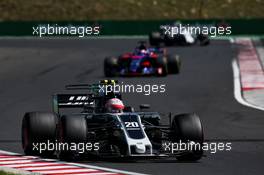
[{"x1": 135, "y1": 143, "x2": 146, "y2": 154}]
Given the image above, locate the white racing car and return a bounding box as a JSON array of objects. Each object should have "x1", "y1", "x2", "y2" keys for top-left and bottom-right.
[{"x1": 149, "y1": 22, "x2": 210, "y2": 46}]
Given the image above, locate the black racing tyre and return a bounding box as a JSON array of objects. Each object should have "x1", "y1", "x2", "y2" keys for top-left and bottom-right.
[
  {"x1": 22, "y1": 112, "x2": 57, "y2": 157},
  {"x1": 169, "y1": 34, "x2": 187, "y2": 46},
  {"x1": 164, "y1": 34, "x2": 174, "y2": 46},
  {"x1": 197, "y1": 34, "x2": 210, "y2": 46},
  {"x1": 170, "y1": 113, "x2": 204, "y2": 161},
  {"x1": 167, "y1": 55, "x2": 181, "y2": 74},
  {"x1": 58, "y1": 115, "x2": 87, "y2": 161},
  {"x1": 104, "y1": 57, "x2": 119, "y2": 77},
  {"x1": 156, "y1": 56, "x2": 168, "y2": 76},
  {"x1": 149, "y1": 32, "x2": 161, "y2": 46}
]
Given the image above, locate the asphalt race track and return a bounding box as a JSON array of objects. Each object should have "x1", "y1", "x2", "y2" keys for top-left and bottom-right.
[{"x1": 0, "y1": 38, "x2": 264, "y2": 175}]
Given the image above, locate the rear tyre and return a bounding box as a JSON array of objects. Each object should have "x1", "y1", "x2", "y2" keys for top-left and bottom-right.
[
  {"x1": 167, "y1": 55, "x2": 181, "y2": 74},
  {"x1": 104, "y1": 57, "x2": 119, "y2": 77},
  {"x1": 156, "y1": 57, "x2": 168, "y2": 76},
  {"x1": 170, "y1": 113, "x2": 204, "y2": 161},
  {"x1": 164, "y1": 35, "x2": 174, "y2": 46},
  {"x1": 58, "y1": 115, "x2": 87, "y2": 161},
  {"x1": 149, "y1": 32, "x2": 161, "y2": 46},
  {"x1": 197, "y1": 34, "x2": 210, "y2": 46},
  {"x1": 22, "y1": 112, "x2": 57, "y2": 157}
]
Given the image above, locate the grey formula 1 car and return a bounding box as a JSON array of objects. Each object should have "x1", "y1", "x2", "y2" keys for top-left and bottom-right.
[{"x1": 22, "y1": 80, "x2": 204, "y2": 161}]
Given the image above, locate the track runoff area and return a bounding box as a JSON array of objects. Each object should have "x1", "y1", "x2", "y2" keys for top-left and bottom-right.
[{"x1": 0, "y1": 36, "x2": 264, "y2": 175}]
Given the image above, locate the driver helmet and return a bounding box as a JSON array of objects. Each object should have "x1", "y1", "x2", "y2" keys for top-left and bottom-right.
[
  {"x1": 140, "y1": 49, "x2": 147, "y2": 54},
  {"x1": 139, "y1": 44, "x2": 147, "y2": 51},
  {"x1": 105, "y1": 98, "x2": 124, "y2": 113}
]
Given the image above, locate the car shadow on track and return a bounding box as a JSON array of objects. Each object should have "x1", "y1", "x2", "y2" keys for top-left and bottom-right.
[{"x1": 75, "y1": 156, "x2": 202, "y2": 163}]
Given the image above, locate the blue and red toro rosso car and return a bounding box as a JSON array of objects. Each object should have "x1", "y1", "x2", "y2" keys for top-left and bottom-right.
[{"x1": 104, "y1": 42, "x2": 181, "y2": 77}]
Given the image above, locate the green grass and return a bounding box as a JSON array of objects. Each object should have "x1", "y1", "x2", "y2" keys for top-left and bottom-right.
[
  {"x1": 0, "y1": 171, "x2": 20, "y2": 175},
  {"x1": 0, "y1": 0, "x2": 263, "y2": 21}
]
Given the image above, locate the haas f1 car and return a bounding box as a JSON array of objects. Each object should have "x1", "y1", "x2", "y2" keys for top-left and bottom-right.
[
  {"x1": 22, "y1": 80, "x2": 204, "y2": 161},
  {"x1": 104, "y1": 42, "x2": 181, "y2": 77},
  {"x1": 149, "y1": 22, "x2": 210, "y2": 46}
]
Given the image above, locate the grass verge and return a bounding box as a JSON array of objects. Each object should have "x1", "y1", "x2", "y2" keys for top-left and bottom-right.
[{"x1": 0, "y1": 0, "x2": 263, "y2": 21}]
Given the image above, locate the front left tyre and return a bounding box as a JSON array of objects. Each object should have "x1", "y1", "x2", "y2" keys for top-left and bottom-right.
[{"x1": 170, "y1": 113, "x2": 204, "y2": 161}]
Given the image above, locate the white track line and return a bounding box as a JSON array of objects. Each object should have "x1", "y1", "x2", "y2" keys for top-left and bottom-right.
[
  {"x1": 232, "y1": 59, "x2": 264, "y2": 111},
  {"x1": 0, "y1": 150, "x2": 20, "y2": 155}
]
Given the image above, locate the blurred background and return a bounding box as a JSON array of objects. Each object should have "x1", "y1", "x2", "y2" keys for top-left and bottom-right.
[
  {"x1": 0, "y1": 0, "x2": 263, "y2": 36},
  {"x1": 0, "y1": 0, "x2": 263, "y2": 21}
]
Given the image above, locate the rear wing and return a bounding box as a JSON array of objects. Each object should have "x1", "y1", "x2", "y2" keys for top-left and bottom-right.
[
  {"x1": 52, "y1": 94, "x2": 94, "y2": 114},
  {"x1": 53, "y1": 80, "x2": 118, "y2": 114}
]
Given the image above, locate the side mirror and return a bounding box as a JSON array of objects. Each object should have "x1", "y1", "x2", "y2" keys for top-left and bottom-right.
[{"x1": 139, "y1": 104, "x2": 150, "y2": 110}]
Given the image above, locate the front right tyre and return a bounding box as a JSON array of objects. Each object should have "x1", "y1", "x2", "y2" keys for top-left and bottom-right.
[
  {"x1": 149, "y1": 32, "x2": 162, "y2": 46},
  {"x1": 104, "y1": 57, "x2": 119, "y2": 77},
  {"x1": 156, "y1": 56, "x2": 168, "y2": 76},
  {"x1": 167, "y1": 55, "x2": 181, "y2": 74}
]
